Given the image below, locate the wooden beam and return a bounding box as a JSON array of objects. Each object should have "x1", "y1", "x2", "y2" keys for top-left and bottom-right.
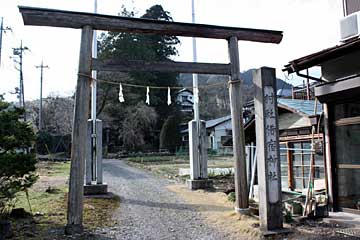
[
  {"x1": 19, "y1": 6, "x2": 283, "y2": 43},
  {"x1": 286, "y1": 142, "x2": 294, "y2": 190},
  {"x1": 92, "y1": 59, "x2": 231, "y2": 75},
  {"x1": 65, "y1": 25, "x2": 93, "y2": 235},
  {"x1": 323, "y1": 103, "x2": 334, "y2": 207},
  {"x1": 228, "y1": 36, "x2": 249, "y2": 212}
]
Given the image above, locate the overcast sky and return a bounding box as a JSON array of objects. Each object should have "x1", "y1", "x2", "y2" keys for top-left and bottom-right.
[{"x1": 0, "y1": 0, "x2": 343, "y2": 102}]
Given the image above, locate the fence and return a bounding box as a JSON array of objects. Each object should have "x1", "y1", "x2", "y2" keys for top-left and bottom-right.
[{"x1": 245, "y1": 144, "x2": 326, "y2": 194}]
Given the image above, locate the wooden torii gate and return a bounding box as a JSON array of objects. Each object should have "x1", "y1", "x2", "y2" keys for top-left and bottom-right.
[{"x1": 19, "y1": 6, "x2": 283, "y2": 234}]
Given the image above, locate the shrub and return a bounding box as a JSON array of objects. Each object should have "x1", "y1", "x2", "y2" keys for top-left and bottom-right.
[
  {"x1": 227, "y1": 192, "x2": 236, "y2": 202},
  {"x1": 0, "y1": 101, "x2": 38, "y2": 219}
]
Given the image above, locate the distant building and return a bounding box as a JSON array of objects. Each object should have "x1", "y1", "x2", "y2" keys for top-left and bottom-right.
[
  {"x1": 277, "y1": 88, "x2": 292, "y2": 98},
  {"x1": 176, "y1": 88, "x2": 194, "y2": 113}
]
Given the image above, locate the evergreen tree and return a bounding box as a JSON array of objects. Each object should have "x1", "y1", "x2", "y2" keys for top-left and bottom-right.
[
  {"x1": 0, "y1": 100, "x2": 37, "y2": 218},
  {"x1": 97, "y1": 5, "x2": 181, "y2": 151},
  {"x1": 159, "y1": 115, "x2": 181, "y2": 153}
]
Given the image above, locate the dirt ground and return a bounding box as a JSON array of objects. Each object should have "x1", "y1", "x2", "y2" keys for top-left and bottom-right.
[
  {"x1": 8, "y1": 159, "x2": 357, "y2": 239},
  {"x1": 167, "y1": 184, "x2": 262, "y2": 239},
  {"x1": 166, "y1": 185, "x2": 360, "y2": 240},
  {"x1": 128, "y1": 156, "x2": 360, "y2": 240}
]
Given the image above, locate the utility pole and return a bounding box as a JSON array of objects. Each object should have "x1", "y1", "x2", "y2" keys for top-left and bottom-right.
[
  {"x1": 91, "y1": 0, "x2": 98, "y2": 182},
  {"x1": 187, "y1": 0, "x2": 211, "y2": 190},
  {"x1": 84, "y1": 0, "x2": 107, "y2": 195},
  {"x1": 36, "y1": 60, "x2": 49, "y2": 130},
  {"x1": 191, "y1": 0, "x2": 200, "y2": 123},
  {"x1": 13, "y1": 41, "x2": 29, "y2": 119},
  {"x1": 0, "y1": 17, "x2": 12, "y2": 67},
  {"x1": 306, "y1": 69, "x2": 310, "y2": 100}
]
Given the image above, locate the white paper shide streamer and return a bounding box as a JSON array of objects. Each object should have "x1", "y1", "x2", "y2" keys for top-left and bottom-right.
[
  {"x1": 118, "y1": 83, "x2": 125, "y2": 102},
  {"x1": 146, "y1": 86, "x2": 150, "y2": 105},
  {"x1": 167, "y1": 87, "x2": 171, "y2": 105}
]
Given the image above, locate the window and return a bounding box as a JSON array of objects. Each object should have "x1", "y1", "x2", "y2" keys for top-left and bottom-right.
[
  {"x1": 344, "y1": 0, "x2": 360, "y2": 16},
  {"x1": 279, "y1": 141, "x2": 325, "y2": 191},
  {"x1": 225, "y1": 129, "x2": 232, "y2": 136},
  {"x1": 280, "y1": 143, "x2": 289, "y2": 189},
  {"x1": 292, "y1": 142, "x2": 311, "y2": 189},
  {"x1": 334, "y1": 101, "x2": 360, "y2": 120}
]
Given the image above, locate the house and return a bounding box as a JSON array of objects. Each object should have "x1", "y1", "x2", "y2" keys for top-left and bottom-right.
[
  {"x1": 283, "y1": 0, "x2": 360, "y2": 212},
  {"x1": 234, "y1": 99, "x2": 325, "y2": 191},
  {"x1": 176, "y1": 88, "x2": 194, "y2": 113},
  {"x1": 181, "y1": 98, "x2": 325, "y2": 192},
  {"x1": 180, "y1": 115, "x2": 232, "y2": 150},
  {"x1": 204, "y1": 115, "x2": 232, "y2": 151}
]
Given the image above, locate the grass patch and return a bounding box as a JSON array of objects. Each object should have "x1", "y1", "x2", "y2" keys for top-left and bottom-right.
[
  {"x1": 127, "y1": 155, "x2": 188, "y2": 164},
  {"x1": 15, "y1": 187, "x2": 67, "y2": 215},
  {"x1": 36, "y1": 161, "x2": 71, "y2": 177},
  {"x1": 9, "y1": 161, "x2": 120, "y2": 239},
  {"x1": 127, "y1": 155, "x2": 234, "y2": 184}
]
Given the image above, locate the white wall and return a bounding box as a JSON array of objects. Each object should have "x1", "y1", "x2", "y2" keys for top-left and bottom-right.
[{"x1": 212, "y1": 120, "x2": 232, "y2": 150}]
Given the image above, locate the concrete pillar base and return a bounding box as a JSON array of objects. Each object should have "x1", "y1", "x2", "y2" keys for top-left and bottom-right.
[
  {"x1": 262, "y1": 228, "x2": 293, "y2": 237},
  {"x1": 186, "y1": 179, "x2": 213, "y2": 190},
  {"x1": 64, "y1": 224, "x2": 83, "y2": 235},
  {"x1": 235, "y1": 207, "x2": 251, "y2": 215},
  {"x1": 83, "y1": 183, "x2": 108, "y2": 195}
]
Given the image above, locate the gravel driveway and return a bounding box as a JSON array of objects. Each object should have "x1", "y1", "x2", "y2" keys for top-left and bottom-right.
[{"x1": 101, "y1": 159, "x2": 233, "y2": 240}]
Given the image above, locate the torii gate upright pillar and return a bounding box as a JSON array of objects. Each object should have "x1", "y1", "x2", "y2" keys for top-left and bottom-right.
[
  {"x1": 228, "y1": 36, "x2": 249, "y2": 213},
  {"x1": 65, "y1": 25, "x2": 93, "y2": 235}
]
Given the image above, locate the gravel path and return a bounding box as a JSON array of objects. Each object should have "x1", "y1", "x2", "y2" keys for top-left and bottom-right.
[{"x1": 101, "y1": 159, "x2": 233, "y2": 240}]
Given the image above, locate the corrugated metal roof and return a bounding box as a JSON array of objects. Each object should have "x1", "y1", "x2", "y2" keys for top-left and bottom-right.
[
  {"x1": 177, "y1": 88, "x2": 193, "y2": 94},
  {"x1": 180, "y1": 115, "x2": 231, "y2": 134},
  {"x1": 278, "y1": 98, "x2": 322, "y2": 116},
  {"x1": 206, "y1": 115, "x2": 231, "y2": 128},
  {"x1": 180, "y1": 99, "x2": 322, "y2": 134}
]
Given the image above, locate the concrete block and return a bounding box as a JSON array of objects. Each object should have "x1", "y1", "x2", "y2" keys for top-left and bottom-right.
[
  {"x1": 186, "y1": 179, "x2": 213, "y2": 190},
  {"x1": 85, "y1": 119, "x2": 92, "y2": 185},
  {"x1": 188, "y1": 120, "x2": 200, "y2": 180},
  {"x1": 83, "y1": 183, "x2": 108, "y2": 195},
  {"x1": 179, "y1": 167, "x2": 234, "y2": 176},
  {"x1": 96, "y1": 119, "x2": 103, "y2": 184},
  {"x1": 188, "y1": 120, "x2": 208, "y2": 180}
]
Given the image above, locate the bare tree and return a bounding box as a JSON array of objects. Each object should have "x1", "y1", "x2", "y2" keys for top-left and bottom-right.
[
  {"x1": 121, "y1": 102, "x2": 157, "y2": 151},
  {"x1": 42, "y1": 94, "x2": 74, "y2": 135}
]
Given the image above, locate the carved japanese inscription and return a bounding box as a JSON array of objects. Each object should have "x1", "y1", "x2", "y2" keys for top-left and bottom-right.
[{"x1": 264, "y1": 86, "x2": 279, "y2": 203}]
